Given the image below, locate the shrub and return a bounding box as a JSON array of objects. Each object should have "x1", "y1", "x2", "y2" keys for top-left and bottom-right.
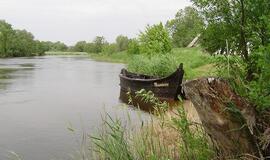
[
  {"x1": 102, "y1": 43, "x2": 117, "y2": 55},
  {"x1": 216, "y1": 45, "x2": 270, "y2": 111},
  {"x1": 139, "y1": 23, "x2": 172, "y2": 55},
  {"x1": 127, "y1": 39, "x2": 140, "y2": 55}
]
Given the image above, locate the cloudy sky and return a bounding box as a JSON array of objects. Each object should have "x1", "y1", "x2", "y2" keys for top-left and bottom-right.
[{"x1": 0, "y1": 0, "x2": 191, "y2": 45}]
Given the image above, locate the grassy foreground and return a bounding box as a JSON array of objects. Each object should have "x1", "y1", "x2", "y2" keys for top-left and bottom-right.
[
  {"x1": 84, "y1": 48, "x2": 216, "y2": 159},
  {"x1": 69, "y1": 90, "x2": 214, "y2": 160}
]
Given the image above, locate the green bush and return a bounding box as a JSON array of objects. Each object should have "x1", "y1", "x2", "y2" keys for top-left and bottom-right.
[
  {"x1": 127, "y1": 39, "x2": 140, "y2": 55},
  {"x1": 102, "y1": 43, "x2": 117, "y2": 55},
  {"x1": 139, "y1": 23, "x2": 172, "y2": 55},
  {"x1": 216, "y1": 45, "x2": 270, "y2": 111}
]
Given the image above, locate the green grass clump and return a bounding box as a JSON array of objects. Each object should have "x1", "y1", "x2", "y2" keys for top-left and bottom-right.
[
  {"x1": 127, "y1": 47, "x2": 216, "y2": 79},
  {"x1": 127, "y1": 54, "x2": 178, "y2": 77},
  {"x1": 89, "y1": 47, "x2": 216, "y2": 79}
]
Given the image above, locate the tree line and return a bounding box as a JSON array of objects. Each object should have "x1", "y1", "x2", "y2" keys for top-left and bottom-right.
[
  {"x1": 0, "y1": 20, "x2": 70, "y2": 57},
  {"x1": 71, "y1": 6, "x2": 204, "y2": 55},
  {"x1": 71, "y1": 35, "x2": 129, "y2": 54}
]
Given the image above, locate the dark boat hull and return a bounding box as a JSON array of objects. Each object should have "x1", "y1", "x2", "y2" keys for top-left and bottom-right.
[{"x1": 119, "y1": 64, "x2": 184, "y2": 111}]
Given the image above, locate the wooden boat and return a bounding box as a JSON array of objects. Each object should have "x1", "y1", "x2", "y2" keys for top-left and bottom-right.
[{"x1": 119, "y1": 64, "x2": 185, "y2": 111}]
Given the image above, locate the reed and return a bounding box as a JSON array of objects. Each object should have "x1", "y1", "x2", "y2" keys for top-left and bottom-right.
[{"x1": 89, "y1": 90, "x2": 214, "y2": 160}]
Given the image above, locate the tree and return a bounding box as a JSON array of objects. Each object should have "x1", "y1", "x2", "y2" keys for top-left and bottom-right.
[
  {"x1": 115, "y1": 35, "x2": 129, "y2": 52},
  {"x1": 34, "y1": 40, "x2": 49, "y2": 56},
  {"x1": 83, "y1": 43, "x2": 95, "y2": 53},
  {"x1": 127, "y1": 39, "x2": 140, "y2": 54},
  {"x1": 9, "y1": 29, "x2": 35, "y2": 57},
  {"x1": 0, "y1": 20, "x2": 13, "y2": 56},
  {"x1": 73, "y1": 41, "x2": 87, "y2": 52},
  {"x1": 192, "y1": 0, "x2": 270, "y2": 80},
  {"x1": 139, "y1": 23, "x2": 172, "y2": 55},
  {"x1": 51, "y1": 41, "x2": 68, "y2": 51},
  {"x1": 102, "y1": 43, "x2": 117, "y2": 54},
  {"x1": 93, "y1": 36, "x2": 107, "y2": 53},
  {"x1": 192, "y1": 0, "x2": 270, "y2": 56},
  {"x1": 166, "y1": 7, "x2": 204, "y2": 47}
]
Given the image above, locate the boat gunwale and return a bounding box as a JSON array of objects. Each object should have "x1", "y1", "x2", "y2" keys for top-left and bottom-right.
[{"x1": 119, "y1": 68, "x2": 182, "y2": 82}]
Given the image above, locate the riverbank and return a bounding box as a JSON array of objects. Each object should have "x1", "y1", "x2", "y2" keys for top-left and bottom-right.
[
  {"x1": 45, "y1": 51, "x2": 88, "y2": 55},
  {"x1": 89, "y1": 51, "x2": 131, "y2": 63},
  {"x1": 89, "y1": 47, "x2": 216, "y2": 80},
  {"x1": 86, "y1": 48, "x2": 217, "y2": 159}
]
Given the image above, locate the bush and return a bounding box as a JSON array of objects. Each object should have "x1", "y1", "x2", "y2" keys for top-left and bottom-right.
[
  {"x1": 102, "y1": 43, "x2": 117, "y2": 55},
  {"x1": 127, "y1": 39, "x2": 140, "y2": 55},
  {"x1": 216, "y1": 45, "x2": 270, "y2": 111},
  {"x1": 116, "y1": 35, "x2": 129, "y2": 52},
  {"x1": 139, "y1": 23, "x2": 172, "y2": 55}
]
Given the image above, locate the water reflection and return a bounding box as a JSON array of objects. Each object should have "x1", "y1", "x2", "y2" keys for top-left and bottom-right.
[{"x1": 0, "y1": 63, "x2": 35, "y2": 92}]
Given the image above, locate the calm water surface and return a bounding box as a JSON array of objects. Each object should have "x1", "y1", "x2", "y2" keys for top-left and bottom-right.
[{"x1": 0, "y1": 56, "x2": 148, "y2": 160}]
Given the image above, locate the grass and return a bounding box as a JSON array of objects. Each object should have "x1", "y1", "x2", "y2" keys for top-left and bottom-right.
[
  {"x1": 89, "y1": 51, "x2": 131, "y2": 63},
  {"x1": 88, "y1": 90, "x2": 214, "y2": 160},
  {"x1": 45, "y1": 51, "x2": 88, "y2": 55},
  {"x1": 90, "y1": 47, "x2": 216, "y2": 79}
]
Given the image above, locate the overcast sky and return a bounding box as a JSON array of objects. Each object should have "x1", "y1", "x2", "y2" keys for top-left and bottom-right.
[{"x1": 0, "y1": 0, "x2": 191, "y2": 45}]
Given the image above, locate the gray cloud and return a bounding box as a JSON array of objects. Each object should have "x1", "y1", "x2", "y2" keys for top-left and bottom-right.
[{"x1": 0, "y1": 0, "x2": 191, "y2": 45}]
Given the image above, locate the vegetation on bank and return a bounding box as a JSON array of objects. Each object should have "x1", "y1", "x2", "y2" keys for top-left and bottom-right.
[
  {"x1": 89, "y1": 47, "x2": 215, "y2": 80},
  {"x1": 1, "y1": 0, "x2": 270, "y2": 159},
  {"x1": 0, "y1": 20, "x2": 69, "y2": 57},
  {"x1": 45, "y1": 51, "x2": 88, "y2": 56},
  {"x1": 86, "y1": 0, "x2": 270, "y2": 159},
  {"x1": 68, "y1": 91, "x2": 214, "y2": 160}
]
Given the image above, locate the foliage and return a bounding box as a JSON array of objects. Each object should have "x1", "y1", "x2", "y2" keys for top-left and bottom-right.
[
  {"x1": 91, "y1": 91, "x2": 214, "y2": 160},
  {"x1": 248, "y1": 46, "x2": 270, "y2": 110},
  {"x1": 139, "y1": 23, "x2": 172, "y2": 55},
  {"x1": 89, "y1": 50, "x2": 131, "y2": 63},
  {"x1": 127, "y1": 54, "x2": 178, "y2": 77},
  {"x1": 0, "y1": 20, "x2": 69, "y2": 57},
  {"x1": 127, "y1": 39, "x2": 140, "y2": 55},
  {"x1": 0, "y1": 20, "x2": 13, "y2": 56},
  {"x1": 92, "y1": 36, "x2": 107, "y2": 54},
  {"x1": 127, "y1": 47, "x2": 214, "y2": 79},
  {"x1": 102, "y1": 43, "x2": 117, "y2": 55},
  {"x1": 49, "y1": 41, "x2": 68, "y2": 51},
  {"x1": 216, "y1": 45, "x2": 270, "y2": 111},
  {"x1": 192, "y1": 0, "x2": 270, "y2": 58},
  {"x1": 8, "y1": 29, "x2": 36, "y2": 57},
  {"x1": 116, "y1": 35, "x2": 129, "y2": 52},
  {"x1": 166, "y1": 6, "x2": 204, "y2": 47},
  {"x1": 73, "y1": 41, "x2": 87, "y2": 52}
]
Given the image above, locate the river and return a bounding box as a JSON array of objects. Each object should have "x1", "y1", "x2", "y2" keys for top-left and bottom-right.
[{"x1": 0, "y1": 55, "x2": 148, "y2": 160}]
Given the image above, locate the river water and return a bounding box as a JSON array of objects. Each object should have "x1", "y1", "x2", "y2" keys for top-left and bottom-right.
[{"x1": 0, "y1": 56, "x2": 148, "y2": 160}]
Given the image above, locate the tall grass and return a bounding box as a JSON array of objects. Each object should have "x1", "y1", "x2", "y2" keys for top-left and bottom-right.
[
  {"x1": 127, "y1": 54, "x2": 179, "y2": 77},
  {"x1": 90, "y1": 90, "x2": 214, "y2": 160},
  {"x1": 127, "y1": 47, "x2": 216, "y2": 79},
  {"x1": 89, "y1": 47, "x2": 216, "y2": 79}
]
